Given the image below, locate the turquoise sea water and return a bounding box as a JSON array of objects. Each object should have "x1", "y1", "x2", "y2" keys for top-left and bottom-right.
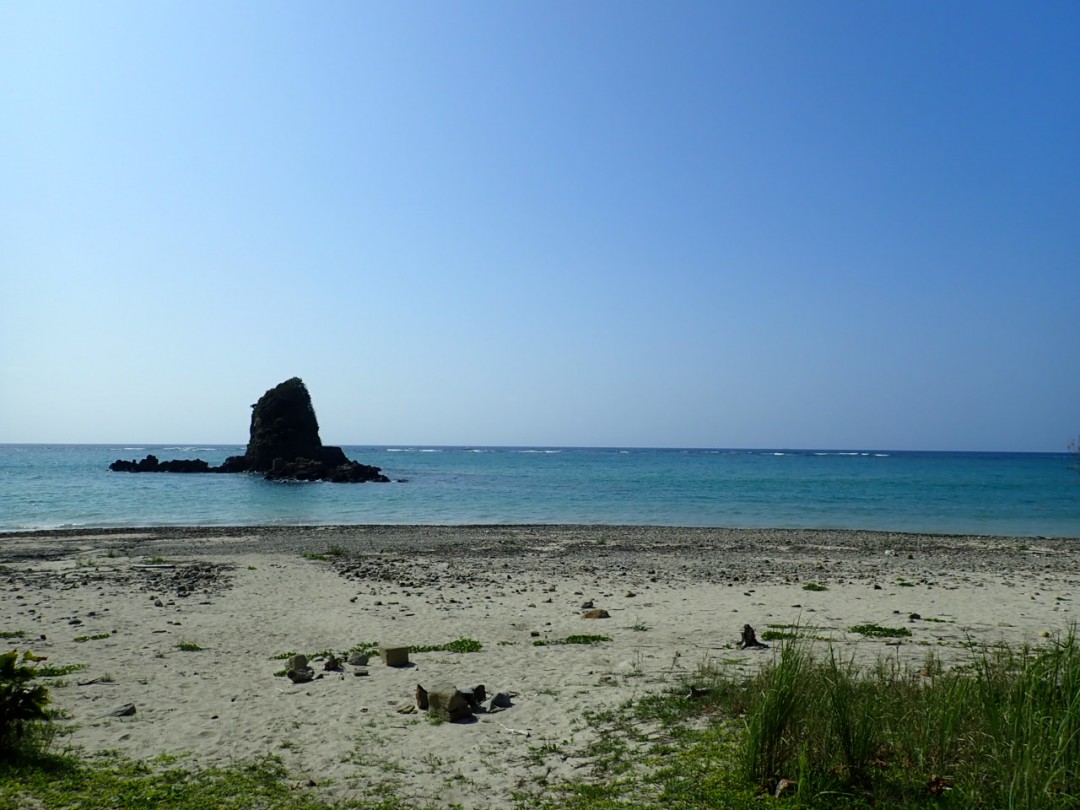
[{"x1": 1, "y1": 444, "x2": 1078, "y2": 537}]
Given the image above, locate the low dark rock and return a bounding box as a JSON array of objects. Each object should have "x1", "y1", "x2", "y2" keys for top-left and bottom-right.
[
  {"x1": 459, "y1": 685, "x2": 486, "y2": 709},
  {"x1": 324, "y1": 655, "x2": 344, "y2": 671},
  {"x1": 739, "y1": 624, "x2": 769, "y2": 650}
]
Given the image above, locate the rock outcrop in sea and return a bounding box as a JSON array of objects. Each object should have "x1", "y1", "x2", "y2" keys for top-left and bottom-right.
[{"x1": 110, "y1": 377, "x2": 390, "y2": 483}]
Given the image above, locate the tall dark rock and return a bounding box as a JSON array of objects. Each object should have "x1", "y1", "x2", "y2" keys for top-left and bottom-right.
[{"x1": 243, "y1": 377, "x2": 324, "y2": 471}]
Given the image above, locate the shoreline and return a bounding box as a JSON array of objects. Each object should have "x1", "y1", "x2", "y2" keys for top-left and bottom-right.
[
  {"x1": 2, "y1": 525, "x2": 1078, "y2": 807},
  {"x1": 2, "y1": 524, "x2": 1076, "y2": 579}
]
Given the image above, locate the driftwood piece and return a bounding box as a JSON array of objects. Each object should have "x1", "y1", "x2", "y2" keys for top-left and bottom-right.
[{"x1": 739, "y1": 624, "x2": 769, "y2": 649}]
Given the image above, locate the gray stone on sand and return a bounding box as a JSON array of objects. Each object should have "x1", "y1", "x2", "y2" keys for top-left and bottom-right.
[
  {"x1": 288, "y1": 654, "x2": 309, "y2": 671},
  {"x1": 425, "y1": 683, "x2": 474, "y2": 722}
]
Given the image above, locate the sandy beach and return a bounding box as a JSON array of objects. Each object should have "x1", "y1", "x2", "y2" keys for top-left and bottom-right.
[{"x1": 2, "y1": 525, "x2": 1078, "y2": 808}]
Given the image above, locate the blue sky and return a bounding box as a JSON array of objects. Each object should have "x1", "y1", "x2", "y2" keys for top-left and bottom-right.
[{"x1": 2, "y1": 1, "x2": 1078, "y2": 451}]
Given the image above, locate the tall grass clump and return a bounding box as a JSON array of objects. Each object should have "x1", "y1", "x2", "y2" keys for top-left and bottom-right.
[
  {"x1": 740, "y1": 634, "x2": 811, "y2": 787},
  {"x1": 732, "y1": 626, "x2": 1080, "y2": 808},
  {"x1": 0, "y1": 650, "x2": 54, "y2": 760},
  {"x1": 963, "y1": 628, "x2": 1080, "y2": 808}
]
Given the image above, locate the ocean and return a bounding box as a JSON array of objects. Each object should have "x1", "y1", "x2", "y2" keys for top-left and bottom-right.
[{"x1": 0, "y1": 444, "x2": 1077, "y2": 537}]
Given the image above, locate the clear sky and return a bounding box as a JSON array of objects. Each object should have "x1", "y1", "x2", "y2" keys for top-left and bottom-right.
[{"x1": 2, "y1": 2, "x2": 1078, "y2": 451}]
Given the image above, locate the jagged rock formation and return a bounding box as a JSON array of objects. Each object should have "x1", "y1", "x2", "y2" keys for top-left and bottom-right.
[
  {"x1": 110, "y1": 378, "x2": 390, "y2": 483},
  {"x1": 237, "y1": 377, "x2": 324, "y2": 471}
]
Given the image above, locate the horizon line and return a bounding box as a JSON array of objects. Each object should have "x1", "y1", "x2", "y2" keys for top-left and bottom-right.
[{"x1": 0, "y1": 442, "x2": 1072, "y2": 456}]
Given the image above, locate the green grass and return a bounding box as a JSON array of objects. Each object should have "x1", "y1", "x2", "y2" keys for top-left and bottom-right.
[
  {"x1": 849, "y1": 623, "x2": 913, "y2": 638},
  {"x1": 0, "y1": 750, "x2": 428, "y2": 809},
  {"x1": 526, "y1": 627, "x2": 1080, "y2": 809},
  {"x1": 760, "y1": 629, "x2": 801, "y2": 641},
  {"x1": 533, "y1": 634, "x2": 612, "y2": 647},
  {"x1": 270, "y1": 639, "x2": 480, "y2": 667},
  {"x1": 408, "y1": 637, "x2": 483, "y2": 654},
  {"x1": 760, "y1": 624, "x2": 834, "y2": 642},
  {"x1": 72, "y1": 633, "x2": 112, "y2": 643},
  {"x1": 271, "y1": 642, "x2": 380, "y2": 664},
  {"x1": 0, "y1": 631, "x2": 27, "y2": 640},
  {"x1": 35, "y1": 663, "x2": 87, "y2": 678},
  {"x1": 802, "y1": 582, "x2": 829, "y2": 592},
  {"x1": 8, "y1": 630, "x2": 1080, "y2": 809},
  {"x1": 177, "y1": 641, "x2": 203, "y2": 652}
]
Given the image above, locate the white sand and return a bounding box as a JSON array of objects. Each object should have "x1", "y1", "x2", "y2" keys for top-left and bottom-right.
[{"x1": 2, "y1": 526, "x2": 1077, "y2": 807}]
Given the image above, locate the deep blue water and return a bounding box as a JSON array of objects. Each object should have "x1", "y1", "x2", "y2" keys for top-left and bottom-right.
[{"x1": 1, "y1": 444, "x2": 1078, "y2": 537}]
